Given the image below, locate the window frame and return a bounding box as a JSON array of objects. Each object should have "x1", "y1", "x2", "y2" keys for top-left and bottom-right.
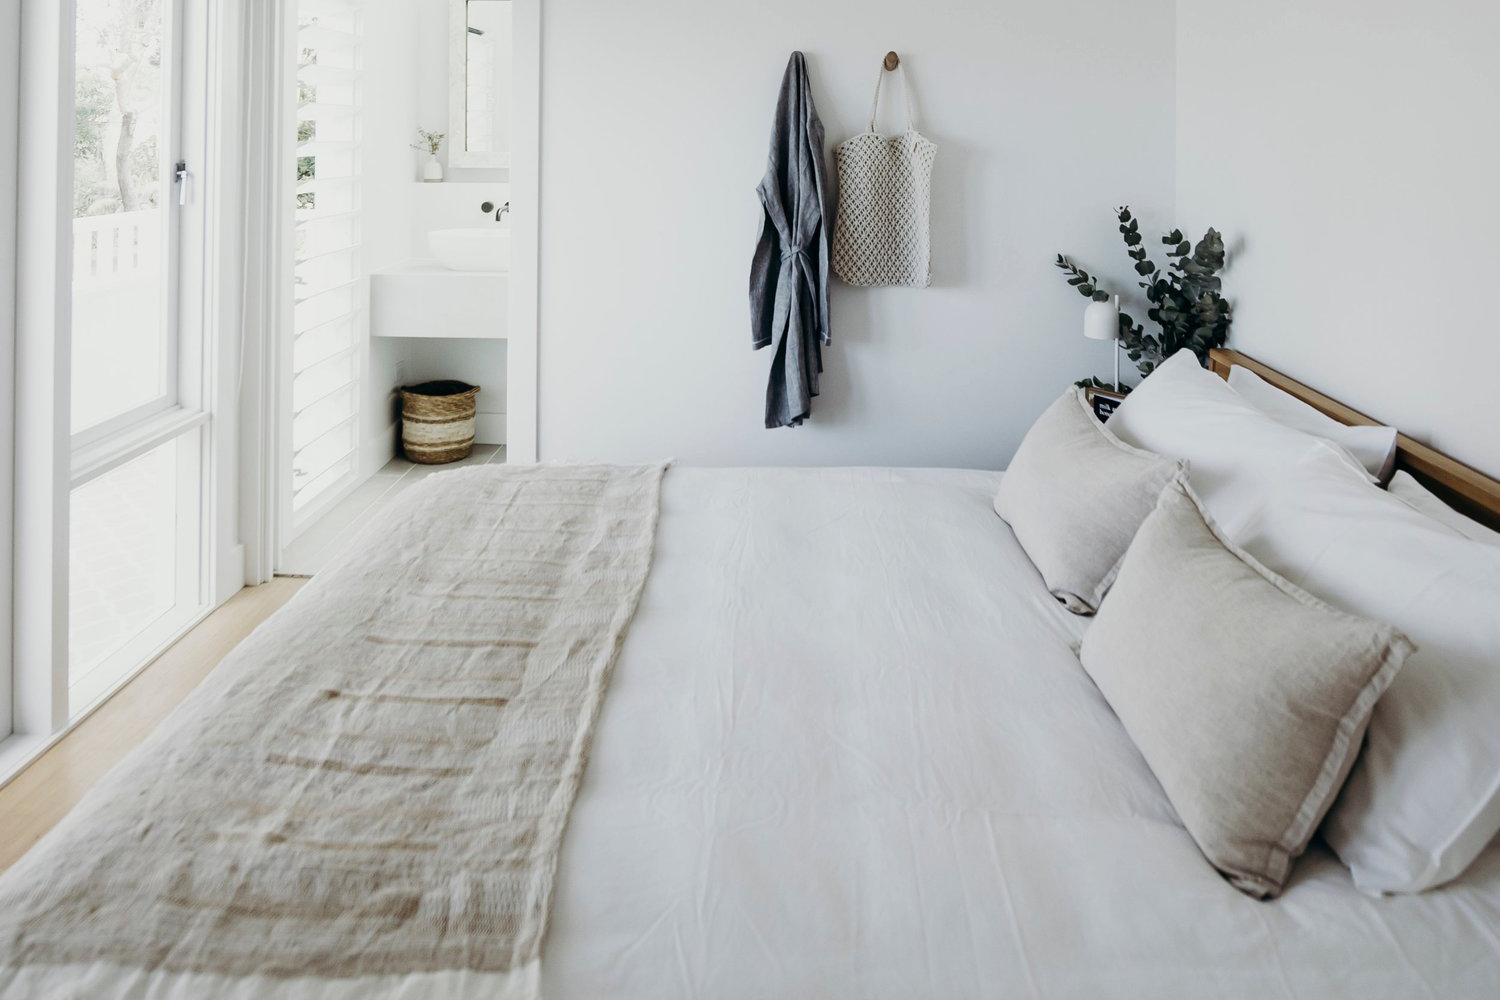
[
  {"x1": 0, "y1": 0, "x2": 21, "y2": 751},
  {"x1": 63, "y1": 0, "x2": 209, "y2": 718}
]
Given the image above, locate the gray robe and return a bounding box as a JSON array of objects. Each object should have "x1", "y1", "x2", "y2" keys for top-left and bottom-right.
[{"x1": 750, "y1": 51, "x2": 833, "y2": 429}]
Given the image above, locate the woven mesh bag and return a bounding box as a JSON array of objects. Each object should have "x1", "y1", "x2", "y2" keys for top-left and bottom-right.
[{"x1": 832, "y1": 63, "x2": 937, "y2": 288}]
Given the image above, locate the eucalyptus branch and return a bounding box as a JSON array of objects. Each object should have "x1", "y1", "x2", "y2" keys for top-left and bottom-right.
[
  {"x1": 1055, "y1": 206, "x2": 1232, "y2": 382},
  {"x1": 1053, "y1": 254, "x2": 1110, "y2": 302}
]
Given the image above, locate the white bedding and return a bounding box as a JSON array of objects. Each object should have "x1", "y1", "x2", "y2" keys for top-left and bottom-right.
[{"x1": 544, "y1": 467, "x2": 1500, "y2": 999}]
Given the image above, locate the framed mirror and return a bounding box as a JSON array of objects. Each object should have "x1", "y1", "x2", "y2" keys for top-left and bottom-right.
[{"x1": 448, "y1": 0, "x2": 512, "y2": 168}]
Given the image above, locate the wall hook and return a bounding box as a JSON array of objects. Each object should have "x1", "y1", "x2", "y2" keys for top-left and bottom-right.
[{"x1": 883, "y1": 51, "x2": 900, "y2": 71}]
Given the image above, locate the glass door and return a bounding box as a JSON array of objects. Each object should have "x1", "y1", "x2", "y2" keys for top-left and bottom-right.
[{"x1": 65, "y1": 0, "x2": 206, "y2": 716}]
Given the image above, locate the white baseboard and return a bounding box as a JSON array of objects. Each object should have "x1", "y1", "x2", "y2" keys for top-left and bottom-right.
[
  {"x1": 218, "y1": 542, "x2": 246, "y2": 601},
  {"x1": 0, "y1": 731, "x2": 49, "y2": 792},
  {"x1": 0, "y1": 596, "x2": 221, "y2": 791},
  {"x1": 363, "y1": 420, "x2": 399, "y2": 475},
  {"x1": 475, "y1": 412, "x2": 507, "y2": 446}
]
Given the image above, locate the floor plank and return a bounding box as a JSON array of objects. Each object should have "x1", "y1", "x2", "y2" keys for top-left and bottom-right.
[{"x1": 0, "y1": 578, "x2": 307, "y2": 873}]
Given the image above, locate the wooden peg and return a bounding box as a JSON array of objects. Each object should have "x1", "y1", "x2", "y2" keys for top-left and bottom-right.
[{"x1": 883, "y1": 51, "x2": 900, "y2": 71}]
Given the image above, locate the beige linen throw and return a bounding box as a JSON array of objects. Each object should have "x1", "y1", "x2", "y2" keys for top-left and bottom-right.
[{"x1": 0, "y1": 462, "x2": 668, "y2": 999}]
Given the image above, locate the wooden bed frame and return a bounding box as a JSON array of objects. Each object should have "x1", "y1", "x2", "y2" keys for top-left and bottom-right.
[{"x1": 1208, "y1": 348, "x2": 1500, "y2": 533}]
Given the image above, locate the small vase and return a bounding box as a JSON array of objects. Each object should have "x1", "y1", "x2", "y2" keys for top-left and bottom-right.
[{"x1": 423, "y1": 154, "x2": 443, "y2": 183}]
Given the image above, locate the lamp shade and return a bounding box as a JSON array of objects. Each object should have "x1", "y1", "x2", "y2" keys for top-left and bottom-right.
[{"x1": 1083, "y1": 295, "x2": 1121, "y2": 341}]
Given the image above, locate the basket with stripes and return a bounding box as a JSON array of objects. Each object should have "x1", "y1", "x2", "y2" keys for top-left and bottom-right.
[{"x1": 399, "y1": 380, "x2": 480, "y2": 464}]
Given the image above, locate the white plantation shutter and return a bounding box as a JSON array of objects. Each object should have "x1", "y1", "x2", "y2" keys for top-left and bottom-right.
[{"x1": 290, "y1": 0, "x2": 363, "y2": 524}]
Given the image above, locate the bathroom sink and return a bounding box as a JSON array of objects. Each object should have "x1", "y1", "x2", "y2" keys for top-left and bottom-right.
[{"x1": 428, "y1": 228, "x2": 510, "y2": 272}]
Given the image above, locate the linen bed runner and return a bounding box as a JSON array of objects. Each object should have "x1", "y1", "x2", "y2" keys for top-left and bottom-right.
[{"x1": 0, "y1": 462, "x2": 668, "y2": 1000}]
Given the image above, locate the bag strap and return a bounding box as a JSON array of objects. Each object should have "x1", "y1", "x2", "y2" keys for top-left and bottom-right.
[{"x1": 866, "y1": 61, "x2": 917, "y2": 134}]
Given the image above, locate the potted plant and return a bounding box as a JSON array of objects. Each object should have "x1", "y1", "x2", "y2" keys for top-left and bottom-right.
[
  {"x1": 411, "y1": 128, "x2": 446, "y2": 183},
  {"x1": 1055, "y1": 207, "x2": 1232, "y2": 390}
]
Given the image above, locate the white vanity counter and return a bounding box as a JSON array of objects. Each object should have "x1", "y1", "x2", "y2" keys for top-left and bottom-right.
[{"x1": 370, "y1": 260, "x2": 507, "y2": 340}]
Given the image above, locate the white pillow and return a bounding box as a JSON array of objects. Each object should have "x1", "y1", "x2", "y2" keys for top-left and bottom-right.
[
  {"x1": 1106, "y1": 349, "x2": 1372, "y2": 534},
  {"x1": 1387, "y1": 471, "x2": 1500, "y2": 548},
  {"x1": 1228, "y1": 365, "x2": 1399, "y2": 482},
  {"x1": 1233, "y1": 445, "x2": 1500, "y2": 894}
]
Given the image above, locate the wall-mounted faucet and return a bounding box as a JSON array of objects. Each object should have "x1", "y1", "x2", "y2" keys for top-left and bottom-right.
[{"x1": 480, "y1": 200, "x2": 510, "y2": 222}]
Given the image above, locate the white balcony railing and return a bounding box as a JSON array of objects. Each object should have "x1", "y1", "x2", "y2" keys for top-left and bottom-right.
[{"x1": 73, "y1": 210, "x2": 161, "y2": 288}]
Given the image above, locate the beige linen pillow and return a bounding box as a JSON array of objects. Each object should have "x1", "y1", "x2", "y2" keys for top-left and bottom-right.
[
  {"x1": 995, "y1": 387, "x2": 1184, "y2": 614},
  {"x1": 1080, "y1": 480, "x2": 1413, "y2": 898}
]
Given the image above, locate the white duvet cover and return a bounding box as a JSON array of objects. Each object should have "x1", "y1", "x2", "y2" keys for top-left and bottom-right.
[{"x1": 544, "y1": 467, "x2": 1500, "y2": 999}]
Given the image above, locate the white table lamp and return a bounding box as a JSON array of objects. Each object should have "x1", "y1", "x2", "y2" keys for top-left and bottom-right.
[{"x1": 1083, "y1": 294, "x2": 1121, "y2": 391}]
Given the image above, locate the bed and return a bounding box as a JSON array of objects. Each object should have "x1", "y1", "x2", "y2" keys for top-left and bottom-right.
[
  {"x1": 1, "y1": 352, "x2": 1499, "y2": 998},
  {"x1": 547, "y1": 463, "x2": 1500, "y2": 998}
]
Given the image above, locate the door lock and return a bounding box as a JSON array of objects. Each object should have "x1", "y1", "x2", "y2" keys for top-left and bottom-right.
[{"x1": 174, "y1": 160, "x2": 191, "y2": 206}]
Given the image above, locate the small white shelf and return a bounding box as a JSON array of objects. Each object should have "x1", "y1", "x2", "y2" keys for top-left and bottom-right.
[{"x1": 370, "y1": 261, "x2": 507, "y2": 340}]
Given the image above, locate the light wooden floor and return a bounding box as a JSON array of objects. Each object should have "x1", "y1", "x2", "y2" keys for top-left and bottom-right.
[
  {"x1": 280, "y1": 446, "x2": 506, "y2": 575},
  {"x1": 0, "y1": 578, "x2": 307, "y2": 874}
]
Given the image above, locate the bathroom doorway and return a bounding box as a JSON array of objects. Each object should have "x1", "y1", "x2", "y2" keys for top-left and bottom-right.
[{"x1": 266, "y1": 0, "x2": 539, "y2": 577}]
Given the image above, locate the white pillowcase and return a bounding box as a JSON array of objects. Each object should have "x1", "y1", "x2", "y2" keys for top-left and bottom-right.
[
  {"x1": 1387, "y1": 471, "x2": 1500, "y2": 548},
  {"x1": 1233, "y1": 445, "x2": 1500, "y2": 894},
  {"x1": 1106, "y1": 349, "x2": 1371, "y2": 534},
  {"x1": 1228, "y1": 365, "x2": 1399, "y2": 483}
]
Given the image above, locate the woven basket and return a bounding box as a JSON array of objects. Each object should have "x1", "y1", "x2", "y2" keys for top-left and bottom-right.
[{"x1": 400, "y1": 380, "x2": 480, "y2": 464}]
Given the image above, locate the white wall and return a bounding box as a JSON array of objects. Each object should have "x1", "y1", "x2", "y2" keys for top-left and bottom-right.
[
  {"x1": 536, "y1": 0, "x2": 1177, "y2": 467},
  {"x1": 360, "y1": 0, "x2": 422, "y2": 472},
  {"x1": 410, "y1": 2, "x2": 509, "y2": 442},
  {"x1": 406, "y1": 339, "x2": 508, "y2": 443},
  {"x1": 1177, "y1": 1, "x2": 1500, "y2": 478}
]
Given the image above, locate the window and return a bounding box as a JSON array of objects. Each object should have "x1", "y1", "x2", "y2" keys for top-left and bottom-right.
[
  {"x1": 71, "y1": 0, "x2": 176, "y2": 441},
  {"x1": 68, "y1": 433, "x2": 202, "y2": 709}
]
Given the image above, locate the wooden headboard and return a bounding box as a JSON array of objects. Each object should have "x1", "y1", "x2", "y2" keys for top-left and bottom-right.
[{"x1": 1208, "y1": 348, "x2": 1500, "y2": 533}]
